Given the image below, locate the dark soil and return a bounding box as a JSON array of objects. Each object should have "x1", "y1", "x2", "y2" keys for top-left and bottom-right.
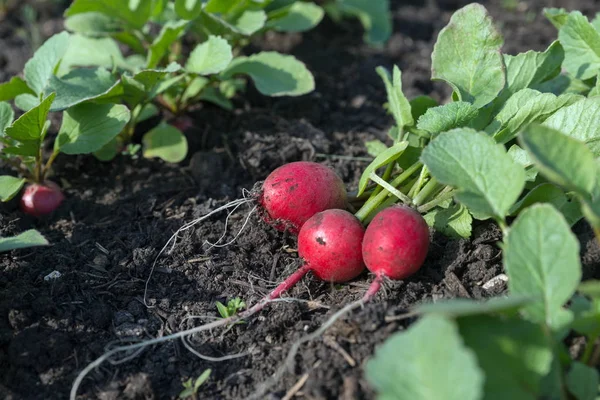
[{"x1": 1, "y1": 1, "x2": 600, "y2": 399}]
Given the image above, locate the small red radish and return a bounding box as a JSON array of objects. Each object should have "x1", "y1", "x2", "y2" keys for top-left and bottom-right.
[
  {"x1": 298, "y1": 209, "x2": 365, "y2": 282},
  {"x1": 258, "y1": 161, "x2": 348, "y2": 234},
  {"x1": 362, "y1": 204, "x2": 430, "y2": 281},
  {"x1": 258, "y1": 208, "x2": 366, "y2": 301},
  {"x1": 20, "y1": 181, "x2": 65, "y2": 217}
]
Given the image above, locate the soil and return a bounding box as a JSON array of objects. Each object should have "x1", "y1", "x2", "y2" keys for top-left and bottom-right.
[{"x1": 1, "y1": 0, "x2": 600, "y2": 399}]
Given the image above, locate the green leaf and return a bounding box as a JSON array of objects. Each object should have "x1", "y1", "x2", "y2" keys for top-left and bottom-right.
[
  {"x1": 174, "y1": 0, "x2": 203, "y2": 20},
  {"x1": 458, "y1": 314, "x2": 553, "y2": 400},
  {"x1": 417, "y1": 295, "x2": 532, "y2": 317},
  {"x1": 199, "y1": 86, "x2": 233, "y2": 110},
  {"x1": 364, "y1": 139, "x2": 388, "y2": 158},
  {"x1": 544, "y1": 8, "x2": 569, "y2": 29},
  {"x1": 186, "y1": 36, "x2": 233, "y2": 75},
  {"x1": 64, "y1": 12, "x2": 122, "y2": 36},
  {"x1": 357, "y1": 141, "x2": 408, "y2": 196},
  {"x1": 509, "y1": 183, "x2": 582, "y2": 226},
  {"x1": 423, "y1": 203, "x2": 473, "y2": 239},
  {"x1": 507, "y1": 144, "x2": 537, "y2": 181},
  {"x1": 204, "y1": 0, "x2": 241, "y2": 14},
  {"x1": 431, "y1": 3, "x2": 505, "y2": 108},
  {"x1": 502, "y1": 41, "x2": 564, "y2": 99},
  {"x1": 6, "y1": 93, "x2": 55, "y2": 142},
  {"x1": 56, "y1": 103, "x2": 130, "y2": 154},
  {"x1": 504, "y1": 204, "x2": 581, "y2": 329},
  {"x1": 0, "y1": 230, "x2": 49, "y2": 252},
  {"x1": 570, "y1": 294, "x2": 600, "y2": 336},
  {"x1": 416, "y1": 102, "x2": 478, "y2": 135},
  {"x1": 0, "y1": 77, "x2": 36, "y2": 102},
  {"x1": 93, "y1": 136, "x2": 121, "y2": 161},
  {"x1": 410, "y1": 96, "x2": 438, "y2": 121},
  {"x1": 58, "y1": 34, "x2": 128, "y2": 75},
  {"x1": 421, "y1": 128, "x2": 526, "y2": 220},
  {"x1": 0, "y1": 176, "x2": 26, "y2": 202},
  {"x1": 24, "y1": 32, "x2": 70, "y2": 95},
  {"x1": 567, "y1": 362, "x2": 599, "y2": 400},
  {"x1": 221, "y1": 52, "x2": 314, "y2": 96},
  {"x1": 542, "y1": 97, "x2": 600, "y2": 156},
  {"x1": 45, "y1": 68, "x2": 119, "y2": 111},
  {"x1": 519, "y1": 124, "x2": 596, "y2": 196},
  {"x1": 376, "y1": 66, "x2": 413, "y2": 130},
  {"x1": 486, "y1": 89, "x2": 580, "y2": 144},
  {"x1": 267, "y1": 2, "x2": 324, "y2": 33},
  {"x1": 559, "y1": 11, "x2": 600, "y2": 80},
  {"x1": 233, "y1": 10, "x2": 267, "y2": 35},
  {"x1": 65, "y1": 0, "x2": 152, "y2": 29},
  {"x1": 215, "y1": 301, "x2": 229, "y2": 318},
  {"x1": 0, "y1": 102, "x2": 15, "y2": 134},
  {"x1": 337, "y1": 0, "x2": 392, "y2": 45},
  {"x1": 147, "y1": 20, "x2": 188, "y2": 69},
  {"x1": 142, "y1": 123, "x2": 188, "y2": 163},
  {"x1": 194, "y1": 368, "x2": 212, "y2": 389},
  {"x1": 579, "y1": 280, "x2": 600, "y2": 298},
  {"x1": 365, "y1": 315, "x2": 483, "y2": 400}
]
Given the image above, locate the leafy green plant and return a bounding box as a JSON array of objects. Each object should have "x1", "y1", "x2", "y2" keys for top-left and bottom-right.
[
  {"x1": 0, "y1": 229, "x2": 48, "y2": 252},
  {"x1": 51, "y1": 0, "x2": 320, "y2": 162},
  {"x1": 323, "y1": 0, "x2": 392, "y2": 45},
  {"x1": 0, "y1": 31, "x2": 131, "y2": 209},
  {"x1": 179, "y1": 369, "x2": 211, "y2": 400},
  {"x1": 351, "y1": 3, "x2": 600, "y2": 240},
  {"x1": 216, "y1": 297, "x2": 246, "y2": 319},
  {"x1": 362, "y1": 5, "x2": 600, "y2": 398}
]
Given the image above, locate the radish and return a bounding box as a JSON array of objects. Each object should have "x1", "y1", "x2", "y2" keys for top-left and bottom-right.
[
  {"x1": 20, "y1": 181, "x2": 65, "y2": 217},
  {"x1": 257, "y1": 161, "x2": 348, "y2": 234},
  {"x1": 362, "y1": 204, "x2": 430, "y2": 282},
  {"x1": 71, "y1": 208, "x2": 366, "y2": 398}
]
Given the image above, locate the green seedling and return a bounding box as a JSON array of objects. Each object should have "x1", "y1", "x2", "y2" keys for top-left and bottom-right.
[
  {"x1": 216, "y1": 297, "x2": 246, "y2": 319},
  {"x1": 179, "y1": 369, "x2": 211, "y2": 400}
]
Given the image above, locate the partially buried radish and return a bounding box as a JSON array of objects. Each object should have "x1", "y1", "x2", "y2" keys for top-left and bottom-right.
[
  {"x1": 362, "y1": 204, "x2": 430, "y2": 282},
  {"x1": 258, "y1": 161, "x2": 348, "y2": 234},
  {"x1": 256, "y1": 208, "x2": 365, "y2": 304},
  {"x1": 20, "y1": 181, "x2": 65, "y2": 217}
]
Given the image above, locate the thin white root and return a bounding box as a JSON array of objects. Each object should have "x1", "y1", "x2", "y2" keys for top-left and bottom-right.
[
  {"x1": 69, "y1": 296, "x2": 297, "y2": 400},
  {"x1": 143, "y1": 197, "x2": 253, "y2": 307},
  {"x1": 246, "y1": 299, "x2": 366, "y2": 400}
]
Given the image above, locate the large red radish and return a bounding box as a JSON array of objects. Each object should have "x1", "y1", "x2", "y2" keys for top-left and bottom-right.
[{"x1": 258, "y1": 161, "x2": 348, "y2": 234}]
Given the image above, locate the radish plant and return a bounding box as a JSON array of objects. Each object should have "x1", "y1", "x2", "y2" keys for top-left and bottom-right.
[
  {"x1": 0, "y1": 33, "x2": 130, "y2": 215},
  {"x1": 28, "y1": 0, "x2": 320, "y2": 162},
  {"x1": 0, "y1": 229, "x2": 48, "y2": 252},
  {"x1": 351, "y1": 3, "x2": 600, "y2": 238}
]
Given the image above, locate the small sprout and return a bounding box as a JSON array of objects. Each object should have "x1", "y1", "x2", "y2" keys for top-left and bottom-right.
[
  {"x1": 179, "y1": 369, "x2": 211, "y2": 400},
  {"x1": 215, "y1": 297, "x2": 246, "y2": 319}
]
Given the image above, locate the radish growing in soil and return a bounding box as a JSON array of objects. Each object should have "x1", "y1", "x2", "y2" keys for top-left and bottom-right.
[
  {"x1": 19, "y1": 181, "x2": 65, "y2": 217},
  {"x1": 71, "y1": 208, "x2": 366, "y2": 399}
]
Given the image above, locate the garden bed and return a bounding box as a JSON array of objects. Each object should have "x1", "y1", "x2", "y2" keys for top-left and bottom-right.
[{"x1": 1, "y1": 0, "x2": 600, "y2": 399}]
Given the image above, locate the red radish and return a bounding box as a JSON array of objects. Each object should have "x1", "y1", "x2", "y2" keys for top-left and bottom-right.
[
  {"x1": 258, "y1": 161, "x2": 348, "y2": 234},
  {"x1": 254, "y1": 208, "x2": 366, "y2": 304},
  {"x1": 298, "y1": 209, "x2": 365, "y2": 282},
  {"x1": 362, "y1": 204, "x2": 430, "y2": 281},
  {"x1": 20, "y1": 181, "x2": 65, "y2": 217}
]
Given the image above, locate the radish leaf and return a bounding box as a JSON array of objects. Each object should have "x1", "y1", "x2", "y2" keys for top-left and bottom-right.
[
  {"x1": 504, "y1": 204, "x2": 581, "y2": 329},
  {"x1": 431, "y1": 4, "x2": 505, "y2": 108},
  {"x1": 365, "y1": 315, "x2": 483, "y2": 400}
]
